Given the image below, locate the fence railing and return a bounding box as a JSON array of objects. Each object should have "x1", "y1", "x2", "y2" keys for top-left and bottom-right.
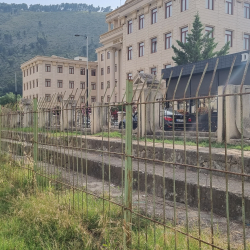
[{"x1": 1, "y1": 55, "x2": 250, "y2": 249}]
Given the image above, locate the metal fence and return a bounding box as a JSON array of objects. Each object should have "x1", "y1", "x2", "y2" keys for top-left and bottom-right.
[{"x1": 1, "y1": 56, "x2": 250, "y2": 249}]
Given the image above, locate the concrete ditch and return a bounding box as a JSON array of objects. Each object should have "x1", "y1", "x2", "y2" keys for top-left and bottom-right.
[{"x1": 1, "y1": 133, "x2": 250, "y2": 223}]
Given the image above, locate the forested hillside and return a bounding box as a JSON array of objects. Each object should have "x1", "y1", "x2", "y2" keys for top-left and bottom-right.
[{"x1": 0, "y1": 4, "x2": 109, "y2": 96}]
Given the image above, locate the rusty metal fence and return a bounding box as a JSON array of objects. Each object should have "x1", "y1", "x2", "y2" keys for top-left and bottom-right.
[{"x1": 1, "y1": 55, "x2": 250, "y2": 249}]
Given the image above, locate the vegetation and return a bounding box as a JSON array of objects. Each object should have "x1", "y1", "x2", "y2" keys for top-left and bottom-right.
[
  {"x1": 0, "y1": 9, "x2": 108, "y2": 96},
  {"x1": 0, "y1": 92, "x2": 21, "y2": 105},
  {"x1": 172, "y1": 13, "x2": 230, "y2": 65},
  {"x1": 0, "y1": 154, "x2": 248, "y2": 249}
]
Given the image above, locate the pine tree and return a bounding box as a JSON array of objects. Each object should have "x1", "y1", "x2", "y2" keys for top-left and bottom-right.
[{"x1": 172, "y1": 13, "x2": 230, "y2": 65}]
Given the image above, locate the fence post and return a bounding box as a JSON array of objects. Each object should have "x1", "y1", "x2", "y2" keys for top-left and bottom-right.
[
  {"x1": 33, "y1": 98, "x2": 38, "y2": 172},
  {"x1": 124, "y1": 79, "x2": 133, "y2": 248},
  {"x1": 0, "y1": 105, "x2": 1, "y2": 153}
]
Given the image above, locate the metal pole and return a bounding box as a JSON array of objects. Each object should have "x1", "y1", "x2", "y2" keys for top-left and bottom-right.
[
  {"x1": 15, "y1": 72, "x2": 17, "y2": 111},
  {"x1": 124, "y1": 79, "x2": 133, "y2": 248},
  {"x1": 86, "y1": 36, "x2": 89, "y2": 128},
  {"x1": 33, "y1": 98, "x2": 38, "y2": 172}
]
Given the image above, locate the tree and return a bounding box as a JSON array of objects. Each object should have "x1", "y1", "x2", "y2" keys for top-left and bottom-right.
[
  {"x1": 172, "y1": 13, "x2": 230, "y2": 65},
  {"x1": 0, "y1": 92, "x2": 21, "y2": 106}
]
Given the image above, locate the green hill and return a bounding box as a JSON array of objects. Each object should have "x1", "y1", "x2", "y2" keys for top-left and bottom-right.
[{"x1": 0, "y1": 10, "x2": 108, "y2": 96}]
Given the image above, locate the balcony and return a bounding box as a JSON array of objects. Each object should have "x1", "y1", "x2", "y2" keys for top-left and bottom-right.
[{"x1": 100, "y1": 26, "x2": 123, "y2": 44}]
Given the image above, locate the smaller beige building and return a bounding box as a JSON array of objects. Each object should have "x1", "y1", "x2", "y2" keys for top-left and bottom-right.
[{"x1": 21, "y1": 55, "x2": 98, "y2": 103}]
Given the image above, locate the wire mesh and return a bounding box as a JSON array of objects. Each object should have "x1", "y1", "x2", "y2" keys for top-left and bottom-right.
[{"x1": 1, "y1": 56, "x2": 250, "y2": 249}]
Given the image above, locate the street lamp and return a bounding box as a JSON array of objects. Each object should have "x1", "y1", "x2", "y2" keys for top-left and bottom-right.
[{"x1": 75, "y1": 34, "x2": 89, "y2": 128}]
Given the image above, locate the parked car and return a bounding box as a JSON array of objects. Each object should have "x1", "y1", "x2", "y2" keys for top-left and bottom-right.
[
  {"x1": 164, "y1": 109, "x2": 192, "y2": 130},
  {"x1": 119, "y1": 112, "x2": 138, "y2": 129}
]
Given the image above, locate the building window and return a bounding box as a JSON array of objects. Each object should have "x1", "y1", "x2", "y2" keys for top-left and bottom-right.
[
  {"x1": 107, "y1": 95, "x2": 110, "y2": 102},
  {"x1": 244, "y1": 3, "x2": 250, "y2": 19},
  {"x1": 69, "y1": 66, "x2": 74, "y2": 74},
  {"x1": 33, "y1": 80, "x2": 35, "y2": 88},
  {"x1": 128, "y1": 20, "x2": 132, "y2": 34},
  {"x1": 115, "y1": 80, "x2": 117, "y2": 87},
  {"x1": 181, "y1": 0, "x2": 189, "y2": 12},
  {"x1": 151, "y1": 38, "x2": 157, "y2": 53},
  {"x1": 80, "y1": 68, "x2": 85, "y2": 75},
  {"x1": 107, "y1": 66, "x2": 110, "y2": 74},
  {"x1": 151, "y1": 67, "x2": 157, "y2": 75},
  {"x1": 57, "y1": 95, "x2": 63, "y2": 102},
  {"x1": 91, "y1": 69, "x2": 96, "y2": 76},
  {"x1": 70, "y1": 95, "x2": 74, "y2": 100},
  {"x1": 23, "y1": 71, "x2": 25, "y2": 77},
  {"x1": 128, "y1": 46, "x2": 132, "y2": 60},
  {"x1": 225, "y1": 30, "x2": 233, "y2": 47},
  {"x1": 115, "y1": 64, "x2": 117, "y2": 72},
  {"x1": 225, "y1": 0, "x2": 233, "y2": 15},
  {"x1": 139, "y1": 15, "x2": 144, "y2": 29},
  {"x1": 45, "y1": 64, "x2": 51, "y2": 72},
  {"x1": 80, "y1": 96, "x2": 85, "y2": 103},
  {"x1": 152, "y1": 8, "x2": 157, "y2": 24},
  {"x1": 45, "y1": 79, "x2": 51, "y2": 87},
  {"x1": 101, "y1": 68, "x2": 104, "y2": 75},
  {"x1": 107, "y1": 81, "x2": 110, "y2": 88},
  {"x1": 244, "y1": 34, "x2": 250, "y2": 50},
  {"x1": 165, "y1": 33, "x2": 172, "y2": 49},
  {"x1": 139, "y1": 70, "x2": 144, "y2": 73},
  {"x1": 127, "y1": 73, "x2": 132, "y2": 80},
  {"x1": 165, "y1": 1, "x2": 172, "y2": 18},
  {"x1": 206, "y1": 0, "x2": 213, "y2": 10},
  {"x1": 101, "y1": 53, "x2": 104, "y2": 61},
  {"x1": 91, "y1": 96, "x2": 96, "y2": 103},
  {"x1": 57, "y1": 80, "x2": 63, "y2": 88},
  {"x1": 139, "y1": 42, "x2": 144, "y2": 57},
  {"x1": 30, "y1": 68, "x2": 32, "y2": 75},
  {"x1": 165, "y1": 64, "x2": 171, "y2": 68},
  {"x1": 101, "y1": 96, "x2": 104, "y2": 102},
  {"x1": 36, "y1": 79, "x2": 38, "y2": 87},
  {"x1": 101, "y1": 82, "x2": 104, "y2": 89},
  {"x1": 80, "y1": 82, "x2": 85, "y2": 89},
  {"x1": 69, "y1": 81, "x2": 74, "y2": 89},
  {"x1": 107, "y1": 51, "x2": 110, "y2": 59},
  {"x1": 57, "y1": 65, "x2": 63, "y2": 73},
  {"x1": 181, "y1": 27, "x2": 188, "y2": 43},
  {"x1": 36, "y1": 65, "x2": 38, "y2": 72},
  {"x1": 205, "y1": 26, "x2": 213, "y2": 38},
  {"x1": 33, "y1": 66, "x2": 35, "y2": 73},
  {"x1": 45, "y1": 94, "x2": 51, "y2": 102},
  {"x1": 91, "y1": 83, "x2": 96, "y2": 90}
]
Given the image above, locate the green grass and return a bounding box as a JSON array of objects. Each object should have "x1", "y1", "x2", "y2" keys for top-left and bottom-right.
[{"x1": 0, "y1": 154, "x2": 248, "y2": 249}]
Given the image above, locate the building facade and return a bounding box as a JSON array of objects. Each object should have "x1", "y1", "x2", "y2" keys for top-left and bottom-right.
[
  {"x1": 96, "y1": 0, "x2": 250, "y2": 102},
  {"x1": 21, "y1": 55, "x2": 98, "y2": 103}
]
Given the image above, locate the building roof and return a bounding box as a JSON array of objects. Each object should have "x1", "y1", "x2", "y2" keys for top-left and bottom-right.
[{"x1": 162, "y1": 50, "x2": 250, "y2": 79}]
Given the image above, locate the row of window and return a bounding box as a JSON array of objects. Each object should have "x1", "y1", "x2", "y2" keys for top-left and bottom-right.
[
  {"x1": 126, "y1": 0, "x2": 250, "y2": 35},
  {"x1": 101, "y1": 65, "x2": 118, "y2": 75},
  {"x1": 23, "y1": 80, "x2": 97, "y2": 91},
  {"x1": 23, "y1": 65, "x2": 97, "y2": 77},
  {"x1": 127, "y1": 30, "x2": 250, "y2": 60},
  {"x1": 126, "y1": 64, "x2": 172, "y2": 80},
  {"x1": 23, "y1": 65, "x2": 39, "y2": 77}
]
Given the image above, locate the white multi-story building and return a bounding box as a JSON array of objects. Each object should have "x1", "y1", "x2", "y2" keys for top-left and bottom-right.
[
  {"x1": 21, "y1": 55, "x2": 98, "y2": 103},
  {"x1": 21, "y1": 1, "x2": 250, "y2": 103},
  {"x1": 96, "y1": 0, "x2": 250, "y2": 102}
]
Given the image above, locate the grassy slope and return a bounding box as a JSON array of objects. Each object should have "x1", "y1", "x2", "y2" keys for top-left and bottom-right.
[
  {"x1": 0, "y1": 11, "x2": 107, "y2": 95},
  {"x1": 0, "y1": 154, "x2": 249, "y2": 249}
]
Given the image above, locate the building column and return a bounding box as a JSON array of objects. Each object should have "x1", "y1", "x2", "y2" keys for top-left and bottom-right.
[{"x1": 110, "y1": 48, "x2": 116, "y2": 102}]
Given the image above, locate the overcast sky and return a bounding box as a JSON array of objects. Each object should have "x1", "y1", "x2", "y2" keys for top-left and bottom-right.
[{"x1": 2, "y1": 0, "x2": 124, "y2": 10}]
